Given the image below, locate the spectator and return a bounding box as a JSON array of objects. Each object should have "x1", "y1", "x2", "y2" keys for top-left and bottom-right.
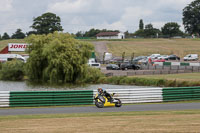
[{"x1": 148, "y1": 57, "x2": 152, "y2": 65}]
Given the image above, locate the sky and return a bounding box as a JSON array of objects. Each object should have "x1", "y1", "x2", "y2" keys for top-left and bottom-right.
[{"x1": 0, "y1": 0, "x2": 194, "y2": 36}]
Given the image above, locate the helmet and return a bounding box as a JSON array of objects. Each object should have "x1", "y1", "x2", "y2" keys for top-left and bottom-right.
[{"x1": 98, "y1": 88, "x2": 103, "y2": 94}]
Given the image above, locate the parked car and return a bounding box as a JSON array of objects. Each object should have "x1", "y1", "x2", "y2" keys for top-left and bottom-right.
[
  {"x1": 157, "y1": 55, "x2": 169, "y2": 60},
  {"x1": 165, "y1": 55, "x2": 180, "y2": 60},
  {"x1": 137, "y1": 57, "x2": 148, "y2": 65},
  {"x1": 0, "y1": 59, "x2": 6, "y2": 63},
  {"x1": 120, "y1": 63, "x2": 140, "y2": 70},
  {"x1": 88, "y1": 62, "x2": 101, "y2": 69},
  {"x1": 106, "y1": 64, "x2": 120, "y2": 70},
  {"x1": 88, "y1": 58, "x2": 101, "y2": 69},
  {"x1": 183, "y1": 54, "x2": 198, "y2": 61},
  {"x1": 153, "y1": 59, "x2": 166, "y2": 62},
  {"x1": 0, "y1": 54, "x2": 26, "y2": 62},
  {"x1": 148, "y1": 54, "x2": 161, "y2": 60},
  {"x1": 109, "y1": 57, "x2": 122, "y2": 63},
  {"x1": 109, "y1": 57, "x2": 129, "y2": 64},
  {"x1": 132, "y1": 56, "x2": 147, "y2": 63}
]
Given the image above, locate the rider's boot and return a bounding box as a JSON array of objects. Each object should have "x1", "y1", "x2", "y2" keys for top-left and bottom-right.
[{"x1": 112, "y1": 99, "x2": 118, "y2": 103}]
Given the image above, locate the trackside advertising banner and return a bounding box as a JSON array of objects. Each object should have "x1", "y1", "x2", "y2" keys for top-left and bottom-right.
[{"x1": 8, "y1": 43, "x2": 29, "y2": 52}]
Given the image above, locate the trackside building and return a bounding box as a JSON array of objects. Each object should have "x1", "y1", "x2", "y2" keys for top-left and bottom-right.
[{"x1": 96, "y1": 32, "x2": 125, "y2": 39}]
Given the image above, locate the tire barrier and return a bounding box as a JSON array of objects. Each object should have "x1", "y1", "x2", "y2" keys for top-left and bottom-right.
[{"x1": 1, "y1": 87, "x2": 200, "y2": 107}]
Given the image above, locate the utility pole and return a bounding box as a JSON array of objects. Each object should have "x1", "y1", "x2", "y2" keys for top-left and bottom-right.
[{"x1": 122, "y1": 52, "x2": 125, "y2": 63}]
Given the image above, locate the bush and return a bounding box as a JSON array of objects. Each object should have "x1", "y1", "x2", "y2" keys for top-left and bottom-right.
[
  {"x1": 82, "y1": 67, "x2": 104, "y2": 84},
  {"x1": 0, "y1": 60, "x2": 25, "y2": 81},
  {"x1": 0, "y1": 62, "x2": 2, "y2": 70},
  {"x1": 102, "y1": 76, "x2": 192, "y2": 87}
]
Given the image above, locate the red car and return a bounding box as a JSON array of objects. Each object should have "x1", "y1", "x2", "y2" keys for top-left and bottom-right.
[{"x1": 153, "y1": 59, "x2": 166, "y2": 62}]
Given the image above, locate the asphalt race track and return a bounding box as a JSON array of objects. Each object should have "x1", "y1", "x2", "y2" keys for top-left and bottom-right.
[{"x1": 1, "y1": 102, "x2": 200, "y2": 116}]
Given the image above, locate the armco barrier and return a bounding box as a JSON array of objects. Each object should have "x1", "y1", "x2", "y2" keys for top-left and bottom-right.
[
  {"x1": 0, "y1": 91, "x2": 10, "y2": 107},
  {"x1": 1, "y1": 87, "x2": 200, "y2": 107},
  {"x1": 154, "y1": 62, "x2": 200, "y2": 67},
  {"x1": 9, "y1": 90, "x2": 93, "y2": 107},
  {"x1": 163, "y1": 87, "x2": 200, "y2": 102}
]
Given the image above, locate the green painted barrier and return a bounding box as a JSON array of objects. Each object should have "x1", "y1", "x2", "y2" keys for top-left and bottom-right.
[
  {"x1": 9, "y1": 90, "x2": 94, "y2": 107},
  {"x1": 180, "y1": 62, "x2": 190, "y2": 66},
  {"x1": 163, "y1": 62, "x2": 171, "y2": 66},
  {"x1": 163, "y1": 87, "x2": 200, "y2": 102}
]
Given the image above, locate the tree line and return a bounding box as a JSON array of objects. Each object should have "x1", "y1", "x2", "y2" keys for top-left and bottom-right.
[
  {"x1": 0, "y1": 12, "x2": 63, "y2": 40},
  {"x1": 126, "y1": 21, "x2": 186, "y2": 38},
  {"x1": 0, "y1": 0, "x2": 200, "y2": 40},
  {"x1": 75, "y1": 29, "x2": 120, "y2": 38},
  {"x1": 0, "y1": 29, "x2": 26, "y2": 40}
]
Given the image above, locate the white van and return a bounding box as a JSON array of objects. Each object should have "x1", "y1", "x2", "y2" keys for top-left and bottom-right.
[
  {"x1": 88, "y1": 58, "x2": 101, "y2": 69},
  {"x1": 0, "y1": 54, "x2": 26, "y2": 62},
  {"x1": 183, "y1": 54, "x2": 198, "y2": 61},
  {"x1": 104, "y1": 53, "x2": 112, "y2": 61}
]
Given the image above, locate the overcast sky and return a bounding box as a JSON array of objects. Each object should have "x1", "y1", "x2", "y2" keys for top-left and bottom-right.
[{"x1": 0, "y1": 0, "x2": 194, "y2": 35}]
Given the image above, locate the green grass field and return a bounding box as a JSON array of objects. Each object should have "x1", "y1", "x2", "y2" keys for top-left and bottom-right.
[{"x1": 106, "y1": 38, "x2": 200, "y2": 57}]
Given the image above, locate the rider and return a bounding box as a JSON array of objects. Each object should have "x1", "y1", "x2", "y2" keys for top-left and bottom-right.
[{"x1": 97, "y1": 88, "x2": 114, "y2": 102}]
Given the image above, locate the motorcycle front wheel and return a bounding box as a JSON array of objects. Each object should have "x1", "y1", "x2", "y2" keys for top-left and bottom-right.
[{"x1": 95, "y1": 100, "x2": 104, "y2": 108}]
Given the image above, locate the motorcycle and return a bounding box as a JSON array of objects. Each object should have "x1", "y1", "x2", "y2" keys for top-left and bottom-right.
[{"x1": 94, "y1": 93, "x2": 122, "y2": 108}]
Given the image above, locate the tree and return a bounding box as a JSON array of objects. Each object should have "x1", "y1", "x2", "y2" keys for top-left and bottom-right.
[
  {"x1": 145, "y1": 24, "x2": 153, "y2": 29},
  {"x1": 25, "y1": 32, "x2": 94, "y2": 84},
  {"x1": 0, "y1": 34, "x2": 2, "y2": 40},
  {"x1": 26, "y1": 31, "x2": 37, "y2": 36},
  {"x1": 124, "y1": 31, "x2": 133, "y2": 38},
  {"x1": 2, "y1": 32, "x2": 10, "y2": 40},
  {"x1": 133, "y1": 29, "x2": 145, "y2": 37},
  {"x1": 183, "y1": 0, "x2": 200, "y2": 36},
  {"x1": 75, "y1": 31, "x2": 84, "y2": 37},
  {"x1": 143, "y1": 24, "x2": 161, "y2": 38},
  {"x1": 30, "y1": 12, "x2": 63, "y2": 35},
  {"x1": 139, "y1": 19, "x2": 144, "y2": 30},
  {"x1": 84, "y1": 28, "x2": 101, "y2": 37},
  {"x1": 11, "y1": 29, "x2": 26, "y2": 39},
  {"x1": 161, "y1": 22, "x2": 183, "y2": 37},
  {"x1": 76, "y1": 28, "x2": 120, "y2": 38}
]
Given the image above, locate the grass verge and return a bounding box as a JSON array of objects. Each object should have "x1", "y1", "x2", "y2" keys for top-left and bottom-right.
[
  {"x1": 98, "y1": 73, "x2": 200, "y2": 87},
  {"x1": 0, "y1": 109, "x2": 200, "y2": 120},
  {"x1": 1, "y1": 110, "x2": 200, "y2": 133}
]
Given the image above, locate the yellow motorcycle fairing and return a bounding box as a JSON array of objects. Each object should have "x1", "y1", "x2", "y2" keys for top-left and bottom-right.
[{"x1": 95, "y1": 94, "x2": 115, "y2": 107}]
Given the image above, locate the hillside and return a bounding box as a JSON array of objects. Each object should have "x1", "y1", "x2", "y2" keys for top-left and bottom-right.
[
  {"x1": 104, "y1": 38, "x2": 200, "y2": 58},
  {"x1": 0, "y1": 39, "x2": 25, "y2": 51}
]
